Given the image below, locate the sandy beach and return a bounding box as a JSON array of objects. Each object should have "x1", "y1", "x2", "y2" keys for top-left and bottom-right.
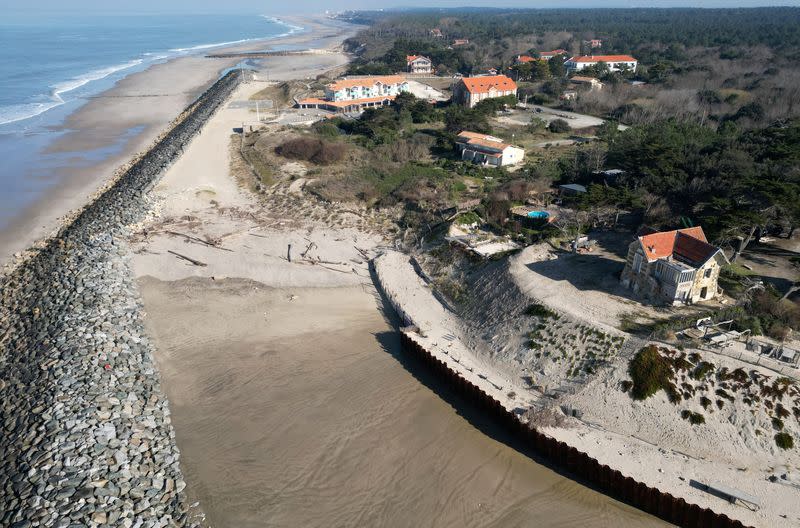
[
  {"x1": 139, "y1": 276, "x2": 668, "y2": 528},
  {"x1": 0, "y1": 14, "x2": 358, "y2": 267},
  {"x1": 119, "y1": 33, "x2": 669, "y2": 525}
]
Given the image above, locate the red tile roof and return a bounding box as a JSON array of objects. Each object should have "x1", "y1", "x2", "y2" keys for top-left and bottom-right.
[
  {"x1": 459, "y1": 75, "x2": 517, "y2": 95},
  {"x1": 638, "y1": 227, "x2": 717, "y2": 264},
  {"x1": 456, "y1": 131, "x2": 520, "y2": 155},
  {"x1": 516, "y1": 55, "x2": 539, "y2": 63},
  {"x1": 569, "y1": 55, "x2": 637, "y2": 63},
  {"x1": 540, "y1": 49, "x2": 568, "y2": 57}
]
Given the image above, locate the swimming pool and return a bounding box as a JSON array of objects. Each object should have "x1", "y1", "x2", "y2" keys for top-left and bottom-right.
[{"x1": 527, "y1": 210, "x2": 550, "y2": 220}]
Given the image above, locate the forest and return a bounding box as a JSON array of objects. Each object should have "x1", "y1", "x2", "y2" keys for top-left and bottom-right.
[
  {"x1": 341, "y1": 7, "x2": 800, "y2": 128},
  {"x1": 342, "y1": 7, "x2": 800, "y2": 54},
  {"x1": 324, "y1": 8, "x2": 800, "y2": 278}
]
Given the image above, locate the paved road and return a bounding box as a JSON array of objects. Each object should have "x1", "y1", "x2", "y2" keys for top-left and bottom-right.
[{"x1": 504, "y1": 105, "x2": 629, "y2": 131}]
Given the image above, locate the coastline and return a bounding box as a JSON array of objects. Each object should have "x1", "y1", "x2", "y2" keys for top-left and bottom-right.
[
  {"x1": 126, "y1": 62, "x2": 669, "y2": 526},
  {"x1": 0, "y1": 14, "x2": 357, "y2": 268},
  {"x1": 1, "y1": 11, "x2": 775, "y2": 528}
]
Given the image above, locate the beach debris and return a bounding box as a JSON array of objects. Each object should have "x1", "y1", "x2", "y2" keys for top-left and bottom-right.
[
  {"x1": 167, "y1": 250, "x2": 208, "y2": 267},
  {"x1": 301, "y1": 241, "x2": 316, "y2": 258},
  {"x1": 166, "y1": 230, "x2": 233, "y2": 251}
]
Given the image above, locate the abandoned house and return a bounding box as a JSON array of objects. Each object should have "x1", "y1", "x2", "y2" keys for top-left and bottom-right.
[{"x1": 620, "y1": 226, "x2": 728, "y2": 305}]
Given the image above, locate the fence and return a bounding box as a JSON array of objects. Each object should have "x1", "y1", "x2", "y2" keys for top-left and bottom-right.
[{"x1": 399, "y1": 332, "x2": 753, "y2": 528}]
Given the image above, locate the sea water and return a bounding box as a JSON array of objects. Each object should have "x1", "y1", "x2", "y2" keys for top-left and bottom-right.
[{"x1": 0, "y1": 14, "x2": 300, "y2": 234}]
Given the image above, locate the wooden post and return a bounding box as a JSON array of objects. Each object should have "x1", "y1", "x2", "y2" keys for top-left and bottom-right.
[{"x1": 287, "y1": 243, "x2": 292, "y2": 262}]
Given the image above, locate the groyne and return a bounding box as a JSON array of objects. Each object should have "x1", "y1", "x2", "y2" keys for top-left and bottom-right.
[
  {"x1": 0, "y1": 70, "x2": 242, "y2": 527},
  {"x1": 373, "y1": 254, "x2": 752, "y2": 528}
]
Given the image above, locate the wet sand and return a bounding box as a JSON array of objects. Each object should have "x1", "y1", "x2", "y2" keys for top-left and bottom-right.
[{"x1": 139, "y1": 276, "x2": 670, "y2": 528}]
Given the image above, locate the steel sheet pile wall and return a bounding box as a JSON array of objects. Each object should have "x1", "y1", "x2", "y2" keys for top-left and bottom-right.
[
  {"x1": 399, "y1": 333, "x2": 752, "y2": 528},
  {"x1": 0, "y1": 71, "x2": 242, "y2": 527}
]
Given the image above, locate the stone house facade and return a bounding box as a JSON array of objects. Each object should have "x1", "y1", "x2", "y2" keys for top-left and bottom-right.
[
  {"x1": 452, "y1": 75, "x2": 517, "y2": 108},
  {"x1": 620, "y1": 227, "x2": 728, "y2": 305}
]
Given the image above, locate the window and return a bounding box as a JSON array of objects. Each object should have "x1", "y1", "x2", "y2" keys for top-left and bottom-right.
[
  {"x1": 704, "y1": 268, "x2": 712, "y2": 278},
  {"x1": 633, "y1": 253, "x2": 643, "y2": 273}
]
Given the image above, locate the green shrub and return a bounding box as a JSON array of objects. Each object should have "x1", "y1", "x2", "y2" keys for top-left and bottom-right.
[
  {"x1": 690, "y1": 361, "x2": 715, "y2": 381},
  {"x1": 548, "y1": 118, "x2": 570, "y2": 133},
  {"x1": 275, "y1": 137, "x2": 344, "y2": 165},
  {"x1": 523, "y1": 303, "x2": 557, "y2": 319},
  {"x1": 775, "y1": 432, "x2": 794, "y2": 450},
  {"x1": 455, "y1": 211, "x2": 481, "y2": 225},
  {"x1": 772, "y1": 417, "x2": 784, "y2": 430},
  {"x1": 628, "y1": 345, "x2": 675, "y2": 400},
  {"x1": 681, "y1": 410, "x2": 706, "y2": 425}
]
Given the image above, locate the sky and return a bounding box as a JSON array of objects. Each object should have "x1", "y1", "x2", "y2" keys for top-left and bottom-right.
[{"x1": 2, "y1": 0, "x2": 798, "y2": 14}]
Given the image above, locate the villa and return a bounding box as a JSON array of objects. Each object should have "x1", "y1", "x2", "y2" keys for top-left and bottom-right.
[
  {"x1": 620, "y1": 226, "x2": 728, "y2": 305},
  {"x1": 407, "y1": 55, "x2": 433, "y2": 74},
  {"x1": 452, "y1": 74, "x2": 517, "y2": 108},
  {"x1": 539, "y1": 49, "x2": 568, "y2": 60},
  {"x1": 296, "y1": 75, "x2": 409, "y2": 113},
  {"x1": 455, "y1": 131, "x2": 525, "y2": 167},
  {"x1": 565, "y1": 55, "x2": 638, "y2": 72},
  {"x1": 569, "y1": 75, "x2": 603, "y2": 91}
]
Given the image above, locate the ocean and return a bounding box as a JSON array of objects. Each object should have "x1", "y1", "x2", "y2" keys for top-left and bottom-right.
[{"x1": 0, "y1": 14, "x2": 300, "y2": 236}]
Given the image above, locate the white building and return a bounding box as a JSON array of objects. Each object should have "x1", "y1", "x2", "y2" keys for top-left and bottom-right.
[
  {"x1": 456, "y1": 131, "x2": 525, "y2": 167},
  {"x1": 296, "y1": 75, "x2": 410, "y2": 113},
  {"x1": 406, "y1": 55, "x2": 433, "y2": 74},
  {"x1": 324, "y1": 75, "x2": 409, "y2": 102},
  {"x1": 565, "y1": 55, "x2": 637, "y2": 72}
]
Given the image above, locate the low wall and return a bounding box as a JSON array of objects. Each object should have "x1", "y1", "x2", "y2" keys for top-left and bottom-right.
[
  {"x1": 0, "y1": 71, "x2": 242, "y2": 527},
  {"x1": 398, "y1": 332, "x2": 751, "y2": 528}
]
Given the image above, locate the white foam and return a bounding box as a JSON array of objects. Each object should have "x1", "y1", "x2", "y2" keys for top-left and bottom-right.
[
  {"x1": 0, "y1": 16, "x2": 305, "y2": 127},
  {"x1": 168, "y1": 17, "x2": 303, "y2": 53},
  {"x1": 51, "y1": 59, "x2": 144, "y2": 98},
  {"x1": 262, "y1": 16, "x2": 304, "y2": 35},
  {"x1": 0, "y1": 58, "x2": 144, "y2": 126}
]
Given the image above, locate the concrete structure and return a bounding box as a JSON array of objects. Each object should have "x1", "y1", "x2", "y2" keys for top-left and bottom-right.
[
  {"x1": 452, "y1": 74, "x2": 517, "y2": 108},
  {"x1": 296, "y1": 96, "x2": 397, "y2": 113},
  {"x1": 569, "y1": 75, "x2": 603, "y2": 91},
  {"x1": 407, "y1": 55, "x2": 433, "y2": 74},
  {"x1": 565, "y1": 55, "x2": 637, "y2": 72},
  {"x1": 621, "y1": 226, "x2": 728, "y2": 305},
  {"x1": 296, "y1": 75, "x2": 409, "y2": 113},
  {"x1": 455, "y1": 131, "x2": 525, "y2": 167},
  {"x1": 559, "y1": 183, "x2": 587, "y2": 195}
]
